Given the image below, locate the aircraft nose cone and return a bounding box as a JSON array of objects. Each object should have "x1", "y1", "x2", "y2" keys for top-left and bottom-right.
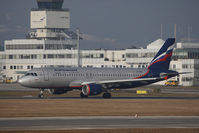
[
  {"x1": 18, "y1": 76, "x2": 38, "y2": 88},
  {"x1": 18, "y1": 77, "x2": 29, "y2": 87},
  {"x1": 18, "y1": 78, "x2": 25, "y2": 85}
]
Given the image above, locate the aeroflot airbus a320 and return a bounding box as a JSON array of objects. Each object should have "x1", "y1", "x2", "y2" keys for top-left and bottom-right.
[{"x1": 18, "y1": 38, "x2": 179, "y2": 98}]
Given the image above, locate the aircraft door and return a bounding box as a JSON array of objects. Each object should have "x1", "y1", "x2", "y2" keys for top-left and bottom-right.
[{"x1": 42, "y1": 68, "x2": 49, "y2": 81}]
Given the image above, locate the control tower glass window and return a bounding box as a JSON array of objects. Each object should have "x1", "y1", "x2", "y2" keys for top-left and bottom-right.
[{"x1": 37, "y1": 0, "x2": 63, "y2": 9}]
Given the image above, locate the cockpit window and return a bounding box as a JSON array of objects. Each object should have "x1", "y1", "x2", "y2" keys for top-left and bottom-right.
[
  {"x1": 25, "y1": 73, "x2": 32, "y2": 76},
  {"x1": 25, "y1": 73, "x2": 37, "y2": 76}
]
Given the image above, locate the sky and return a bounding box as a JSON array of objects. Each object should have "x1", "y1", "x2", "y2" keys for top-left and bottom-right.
[{"x1": 0, "y1": 0, "x2": 199, "y2": 50}]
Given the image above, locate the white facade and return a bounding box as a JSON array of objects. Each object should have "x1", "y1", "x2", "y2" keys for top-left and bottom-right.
[
  {"x1": 177, "y1": 42, "x2": 199, "y2": 49},
  {"x1": 170, "y1": 59, "x2": 199, "y2": 86},
  {"x1": 126, "y1": 49, "x2": 156, "y2": 68},
  {"x1": 31, "y1": 10, "x2": 70, "y2": 29},
  {"x1": 1, "y1": 38, "x2": 199, "y2": 86}
]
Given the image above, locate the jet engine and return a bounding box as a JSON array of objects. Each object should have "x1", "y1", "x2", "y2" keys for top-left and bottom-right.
[
  {"x1": 82, "y1": 84, "x2": 102, "y2": 96},
  {"x1": 48, "y1": 89, "x2": 68, "y2": 95}
]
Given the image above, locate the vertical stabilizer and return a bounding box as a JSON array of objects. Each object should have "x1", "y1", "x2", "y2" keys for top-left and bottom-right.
[{"x1": 148, "y1": 38, "x2": 175, "y2": 71}]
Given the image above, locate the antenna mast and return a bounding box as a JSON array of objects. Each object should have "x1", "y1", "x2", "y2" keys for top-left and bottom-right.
[
  {"x1": 174, "y1": 24, "x2": 177, "y2": 39},
  {"x1": 161, "y1": 24, "x2": 163, "y2": 39},
  {"x1": 76, "y1": 28, "x2": 80, "y2": 67}
]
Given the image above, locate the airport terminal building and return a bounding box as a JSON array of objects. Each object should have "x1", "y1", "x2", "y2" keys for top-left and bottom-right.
[{"x1": 0, "y1": 0, "x2": 199, "y2": 86}]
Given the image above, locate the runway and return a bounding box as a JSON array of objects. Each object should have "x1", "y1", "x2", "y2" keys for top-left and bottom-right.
[{"x1": 0, "y1": 116, "x2": 199, "y2": 130}]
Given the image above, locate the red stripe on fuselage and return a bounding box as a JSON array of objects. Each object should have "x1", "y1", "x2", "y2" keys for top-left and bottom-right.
[{"x1": 70, "y1": 86, "x2": 82, "y2": 88}]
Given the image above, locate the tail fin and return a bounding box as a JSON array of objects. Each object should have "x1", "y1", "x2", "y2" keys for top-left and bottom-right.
[{"x1": 148, "y1": 38, "x2": 175, "y2": 71}]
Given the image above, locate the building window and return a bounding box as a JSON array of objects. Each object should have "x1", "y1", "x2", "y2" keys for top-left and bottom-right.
[
  {"x1": 6, "y1": 44, "x2": 43, "y2": 50},
  {"x1": 31, "y1": 55, "x2": 37, "y2": 59},
  {"x1": 173, "y1": 64, "x2": 176, "y2": 69},
  {"x1": 47, "y1": 54, "x2": 54, "y2": 58},
  {"x1": 142, "y1": 65, "x2": 145, "y2": 68},
  {"x1": 27, "y1": 66, "x2": 30, "y2": 69},
  {"x1": 182, "y1": 77, "x2": 193, "y2": 81},
  {"x1": 3, "y1": 66, "x2": 6, "y2": 70},
  {"x1": 194, "y1": 64, "x2": 199, "y2": 69},
  {"x1": 14, "y1": 66, "x2": 16, "y2": 69},
  {"x1": 57, "y1": 54, "x2": 65, "y2": 58},
  {"x1": 43, "y1": 55, "x2": 46, "y2": 59},
  {"x1": 9, "y1": 55, "x2": 13, "y2": 59},
  {"x1": 182, "y1": 64, "x2": 188, "y2": 69},
  {"x1": 10, "y1": 66, "x2": 13, "y2": 69}
]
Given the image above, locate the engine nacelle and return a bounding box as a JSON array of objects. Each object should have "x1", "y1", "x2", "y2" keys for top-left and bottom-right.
[
  {"x1": 48, "y1": 89, "x2": 68, "y2": 95},
  {"x1": 82, "y1": 84, "x2": 102, "y2": 96}
]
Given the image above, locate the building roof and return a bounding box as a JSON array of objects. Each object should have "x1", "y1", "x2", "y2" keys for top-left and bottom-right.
[{"x1": 147, "y1": 38, "x2": 165, "y2": 49}]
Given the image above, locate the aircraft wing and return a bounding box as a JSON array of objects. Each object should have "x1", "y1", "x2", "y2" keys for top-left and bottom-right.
[{"x1": 81, "y1": 77, "x2": 162, "y2": 89}]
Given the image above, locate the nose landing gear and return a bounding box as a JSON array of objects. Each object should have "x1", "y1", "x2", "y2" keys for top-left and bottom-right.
[{"x1": 38, "y1": 89, "x2": 44, "y2": 98}]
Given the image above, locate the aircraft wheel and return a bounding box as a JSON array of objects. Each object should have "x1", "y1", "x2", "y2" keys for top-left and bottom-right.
[
  {"x1": 38, "y1": 94, "x2": 44, "y2": 98},
  {"x1": 103, "y1": 92, "x2": 112, "y2": 99},
  {"x1": 38, "y1": 89, "x2": 44, "y2": 98},
  {"x1": 80, "y1": 92, "x2": 88, "y2": 98}
]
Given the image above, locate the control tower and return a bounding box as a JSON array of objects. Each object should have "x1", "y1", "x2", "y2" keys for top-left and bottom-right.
[
  {"x1": 30, "y1": 0, "x2": 77, "y2": 40},
  {"x1": 2, "y1": 0, "x2": 81, "y2": 81}
]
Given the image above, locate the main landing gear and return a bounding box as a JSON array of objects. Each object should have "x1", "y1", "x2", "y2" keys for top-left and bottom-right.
[
  {"x1": 103, "y1": 92, "x2": 112, "y2": 99},
  {"x1": 80, "y1": 92, "x2": 112, "y2": 99},
  {"x1": 80, "y1": 92, "x2": 88, "y2": 98},
  {"x1": 38, "y1": 89, "x2": 44, "y2": 98}
]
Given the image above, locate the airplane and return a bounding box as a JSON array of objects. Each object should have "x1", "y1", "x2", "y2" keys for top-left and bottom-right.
[{"x1": 18, "y1": 38, "x2": 178, "y2": 98}]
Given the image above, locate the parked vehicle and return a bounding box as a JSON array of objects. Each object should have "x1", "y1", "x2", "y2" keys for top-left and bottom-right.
[{"x1": 165, "y1": 80, "x2": 178, "y2": 86}]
